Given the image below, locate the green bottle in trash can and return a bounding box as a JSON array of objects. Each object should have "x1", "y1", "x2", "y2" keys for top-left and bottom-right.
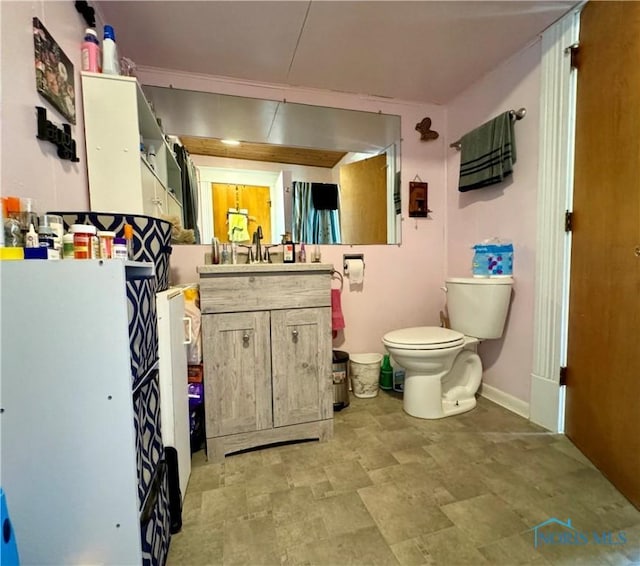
[{"x1": 380, "y1": 354, "x2": 393, "y2": 390}]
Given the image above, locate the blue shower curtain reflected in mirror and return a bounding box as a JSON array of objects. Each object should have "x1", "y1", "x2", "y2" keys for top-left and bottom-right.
[{"x1": 292, "y1": 181, "x2": 342, "y2": 244}]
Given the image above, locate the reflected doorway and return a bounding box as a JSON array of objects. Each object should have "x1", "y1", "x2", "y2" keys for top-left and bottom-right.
[{"x1": 211, "y1": 183, "x2": 272, "y2": 243}]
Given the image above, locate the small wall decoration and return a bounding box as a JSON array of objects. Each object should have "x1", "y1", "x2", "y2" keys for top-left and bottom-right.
[
  {"x1": 36, "y1": 106, "x2": 80, "y2": 162},
  {"x1": 409, "y1": 181, "x2": 430, "y2": 217},
  {"x1": 415, "y1": 117, "x2": 439, "y2": 141},
  {"x1": 33, "y1": 17, "x2": 76, "y2": 124}
]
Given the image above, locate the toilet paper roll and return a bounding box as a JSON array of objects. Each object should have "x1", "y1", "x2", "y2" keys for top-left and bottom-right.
[{"x1": 346, "y1": 259, "x2": 364, "y2": 284}]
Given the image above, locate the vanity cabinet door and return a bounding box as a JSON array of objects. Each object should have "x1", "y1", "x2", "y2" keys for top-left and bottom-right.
[
  {"x1": 203, "y1": 311, "x2": 272, "y2": 437},
  {"x1": 271, "y1": 307, "x2": 332, "y2": 428}
]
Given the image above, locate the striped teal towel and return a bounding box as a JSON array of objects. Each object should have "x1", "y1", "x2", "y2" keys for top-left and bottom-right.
[{"x1": 458, "y1": 112, "x2": 517, "y2": 192}]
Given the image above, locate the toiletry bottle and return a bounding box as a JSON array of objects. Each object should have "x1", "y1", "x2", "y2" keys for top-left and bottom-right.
[
  {"x1": 312, "y1": 244, "x2": 322, "y2": 263},
  {"x1": 81, "y1": 28, "x2": 100, "y2": 72},
  {"x1": 298, "y1": 242, "x2": 306, "y2": 263},
  {"x1": 282, "y1": 232, "x2": 295, "y2": 263},
  {"x1": 101, "y1": 25, "x2": 120, "y2": 75},
  {"x1": 231, "y1": 241, "x2": 238, "y2": 264},
  {"x1": 124, "y1": 223, "x2": 134, "y2": 260},
  {"x1": 211, "y1": 237, "x2": 220, "y2": 264},
  {"x1": 221, "y1": 243, "x2": 230, "y2": 264},
  {"x1": 25, "y1": 223, "x2": 38, "y2": 248}
]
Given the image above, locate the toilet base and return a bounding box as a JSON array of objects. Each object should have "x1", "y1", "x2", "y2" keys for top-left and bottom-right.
[{"x1": 401, "y1": 350, "x2": 482, "y2": 420}]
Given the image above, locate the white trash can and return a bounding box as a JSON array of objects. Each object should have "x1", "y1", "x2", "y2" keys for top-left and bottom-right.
[{"x1": 350, "y1": 353, "x2": 383, "y2": 398}]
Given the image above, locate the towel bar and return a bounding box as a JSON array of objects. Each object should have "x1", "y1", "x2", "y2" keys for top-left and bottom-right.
[
  {"x1": 331, "y1": 269, "x2": 344, "y2": 291},
  {"x1": 450, "y1": 107, "x2": 526, "y2": 150}
]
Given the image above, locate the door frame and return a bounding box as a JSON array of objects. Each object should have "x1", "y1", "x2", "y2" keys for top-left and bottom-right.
[{"x1": 529, "y1": 7, "x2": 581, "y2": 432}]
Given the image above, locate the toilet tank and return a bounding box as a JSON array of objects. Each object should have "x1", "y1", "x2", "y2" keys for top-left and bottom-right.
[{"x1": 445, "y1": 277, "x2": 513, "y2": 339}]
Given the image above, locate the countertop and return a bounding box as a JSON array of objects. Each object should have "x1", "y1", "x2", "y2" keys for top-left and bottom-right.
[{"x1": 197, "y1": 263, "x2": 334, "y2": 275}]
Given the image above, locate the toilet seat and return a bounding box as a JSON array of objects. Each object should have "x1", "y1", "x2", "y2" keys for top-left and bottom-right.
[{"x1": 383, "y1": 326, "x2": 465, "y2": 350}]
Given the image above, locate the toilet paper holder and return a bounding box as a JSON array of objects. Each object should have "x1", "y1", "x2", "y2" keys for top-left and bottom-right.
[{"x1": 343, "y1": 254, "x2": 365, "y2": 275}]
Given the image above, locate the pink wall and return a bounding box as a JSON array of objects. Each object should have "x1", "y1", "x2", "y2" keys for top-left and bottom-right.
[
  {"x1": 1, "y1": 7, "x2": 542, "y2": 404},
  {"x1": 1, "y1": 2, "x2": 93, "y2": 212},
  {"x1": 446, "y1": 42, "x2": 542, "y2": 403},
  {"x1": 140, "y1": 69, "x2": 449, "y2": 355}
]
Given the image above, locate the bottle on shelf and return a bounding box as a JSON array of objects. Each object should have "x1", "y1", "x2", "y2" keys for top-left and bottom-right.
[
  {"x1": 282, "y1": 232, "x2": 295, "y2": 264},
  {"x1": 298, "y1": 242, "x2": 306, "y2": 263},
  {"x1": 123, "y1": 224, "x2": 134, "y2": 259},
  {"x1": 102, "y1": 24, "x2": 120, "y2": 75},
  {"x1": 81, "y1": 28, "x2": 100, "y2": 73}
]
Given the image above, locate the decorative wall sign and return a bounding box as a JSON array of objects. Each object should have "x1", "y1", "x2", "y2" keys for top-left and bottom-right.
[
  {"x1": 33, "y1": 17, "x2": 76, "y2": 124},
  {"x1": 409, "y1": 181, "x2": 430, "y2": 217},
  {"x1": 36, "y1": 107, "x2": 80, "y2": 162},
  {"x1": 415, "y1": 117, "x2": 439, "y2": 141}
]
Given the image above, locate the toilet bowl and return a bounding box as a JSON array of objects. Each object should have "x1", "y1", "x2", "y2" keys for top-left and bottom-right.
[{"x1": 382, "y1": 277, "x2": 513, "y2": 419}]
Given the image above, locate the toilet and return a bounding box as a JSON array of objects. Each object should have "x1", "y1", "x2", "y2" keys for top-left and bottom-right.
[{"x1": 382, "y1": 277, "x2": 513, "y2": 419}]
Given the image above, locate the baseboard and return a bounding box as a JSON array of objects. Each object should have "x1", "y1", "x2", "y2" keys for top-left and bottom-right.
[{"x1": 479, "y1": 383, "x2": 530, "y2": 419}]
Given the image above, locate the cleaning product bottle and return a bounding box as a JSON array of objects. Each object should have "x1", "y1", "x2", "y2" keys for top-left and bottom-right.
[
  {"x1": 282, "y1": 232, "x2": 295, "y2": 263},
  {"x1": 101, "y1": 24, "x2": 120, "y2": 75},
  {"x1": 81, "y1": 28, "x2": 100, "y2": 72},
  {"x1": 380, "y1": 354, "x2": 393, "y2": 390}
]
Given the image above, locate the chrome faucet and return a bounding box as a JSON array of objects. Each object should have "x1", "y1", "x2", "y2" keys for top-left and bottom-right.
[{"x1": 252, "y1": 226, "x2": 263, "y2": 263}]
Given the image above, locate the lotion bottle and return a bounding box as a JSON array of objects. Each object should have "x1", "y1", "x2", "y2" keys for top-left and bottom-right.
[{"x1": 81, "y1": 28, "x2": 100, "y2": 72}]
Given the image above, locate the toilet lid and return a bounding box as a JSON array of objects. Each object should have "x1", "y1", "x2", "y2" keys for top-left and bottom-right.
[{"x1": 383, "y1": 327, "x2": 465, "y2": 349}]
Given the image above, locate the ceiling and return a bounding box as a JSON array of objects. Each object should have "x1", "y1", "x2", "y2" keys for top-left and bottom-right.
[{"x1": 97, "y1": 1, "x2": 579, "y2": 105}]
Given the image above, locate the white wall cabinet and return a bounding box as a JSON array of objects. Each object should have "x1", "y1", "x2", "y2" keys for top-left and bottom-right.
[
  {"x1": 82, "y1": 72, "x2": 183, "y2": 223},
  {"x1": 198, "y1": 264, "x2": 333, "y2": 462}
]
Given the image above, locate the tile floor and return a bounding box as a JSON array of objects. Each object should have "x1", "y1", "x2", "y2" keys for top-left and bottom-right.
[{"x1": 168, "y1": 393, "x2": 640, "y2": 565}]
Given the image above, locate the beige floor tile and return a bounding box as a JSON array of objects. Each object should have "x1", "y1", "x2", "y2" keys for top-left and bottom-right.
[
  {"x1": 167, "y1": 523, "x2": 223, "y2": 566},
  {"x1": 356, "y1": 445, "x2": 400, "y2": 472},
  {"x1": 441, "y1": 493, "x2": 529, "y2": 545},
  {"x1": 359, "y1": 482, "x2": 453, "y2": 545},
  {"x1": 416, "y1": 526, "x2": 489, "y2": 565},
  {"x1": 270, "y1": 486, "x2": 322, "y2": 526},
  {"x1": 285, "y1": 464, "x2": 329, "y2": 488},
  {"x1": 284, "y1": 525, "x2": 399, "y2": 566},
  {"x1": 324, "y1": 459, "x2": 373, "y2": 491},
  {"x1": 223, "y1": 515, "x2": 280, "y2": 565},
  {"x1": 201, "y1": 485, "x2": 248, "y2": 524},
  {"x1": 316, "y1": 491, "x2": 376, "y2": 537},
  {"x1": 477, "y1": 532, "x2": 547, "y2": 565},
  {"x1": 187, "y1": 460, "x2": 224, "y2": 493},
  {"x1": 389, "y1": 538, "x2": 429, "y2": 566}
]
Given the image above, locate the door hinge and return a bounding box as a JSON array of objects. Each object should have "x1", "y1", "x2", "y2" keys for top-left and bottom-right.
[
  {"x1": 559, "y1": 366, "x2": 568, "y2": 386},
  {"x1": 565, "y1": 42, "x2": 580, "y2": 70},
  {"x1": 565, "y1": 210, "x2": 573, "y2": 232}
]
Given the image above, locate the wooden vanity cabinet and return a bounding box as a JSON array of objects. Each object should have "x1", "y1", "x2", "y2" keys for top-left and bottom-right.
[{"x1": 199, "y1": 264, "x2": 333, "y2": 462}]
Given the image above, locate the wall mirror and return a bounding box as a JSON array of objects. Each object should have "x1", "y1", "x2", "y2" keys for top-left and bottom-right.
[{"x1": 142, "y1": 85, "x2": 402, "y2": 245}]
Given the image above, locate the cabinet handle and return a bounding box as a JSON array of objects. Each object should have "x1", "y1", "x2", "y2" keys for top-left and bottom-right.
[
  {"x1": 243, "y1": 332, "x2": 250, "y2": 344},
  {"x1": 292, "y1": 329, "x2": 299, "y2": 341}
]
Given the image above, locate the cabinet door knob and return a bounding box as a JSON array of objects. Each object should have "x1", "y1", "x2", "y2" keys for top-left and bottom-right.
[
  {"x1": 635, "y1": 245, "x2": 640, "y2": 257},
  {"x1": 292, "y1": 329, "x2": 299, "y2": 341},
  {"x1": 243, "y1": 332, "x2": 250, "y2": 344}
]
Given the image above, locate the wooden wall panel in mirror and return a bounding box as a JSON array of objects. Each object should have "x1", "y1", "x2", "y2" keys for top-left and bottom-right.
[{"x1": 142, "y1": 85, "x2": 401, "y2": 245}]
